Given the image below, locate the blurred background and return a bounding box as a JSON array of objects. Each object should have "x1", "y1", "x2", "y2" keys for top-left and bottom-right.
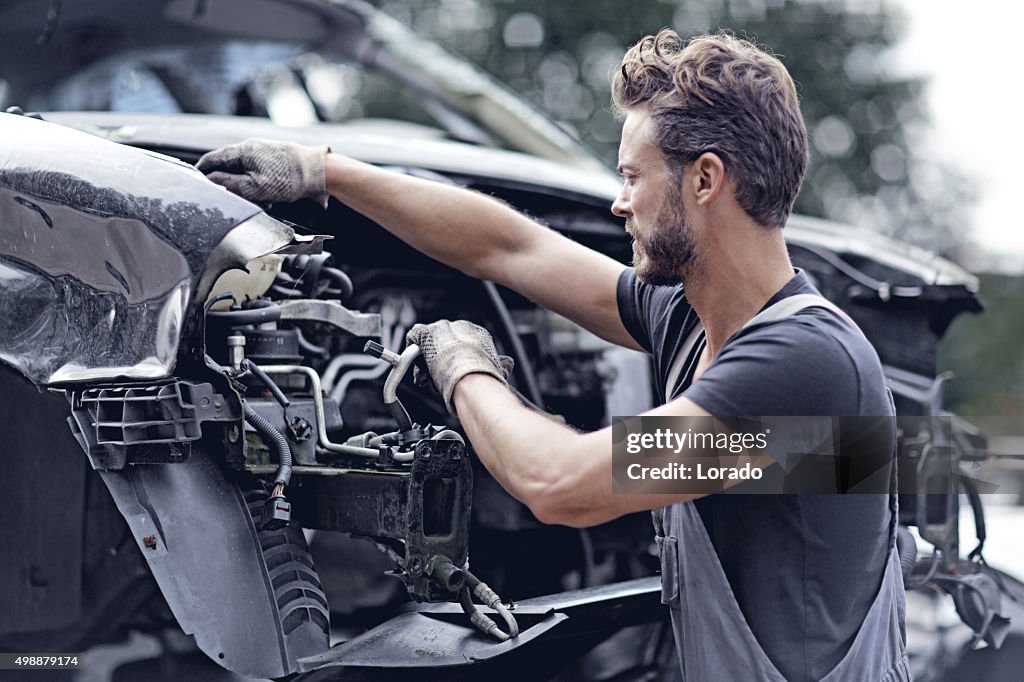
[{"x1": 367, "y1": 0, "x2": 1024, "y2": 458}]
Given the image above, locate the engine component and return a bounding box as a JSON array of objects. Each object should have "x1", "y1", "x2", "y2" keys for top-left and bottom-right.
[
  {"x1": 366, "y1": 339, "x2": 419, "y2": 432},
  {"x1": 67, "y1": 381, "x2": 238, "y2": 470},
  {"x1": 277, "y1": 298, "x2": 382, "y2": 339}
]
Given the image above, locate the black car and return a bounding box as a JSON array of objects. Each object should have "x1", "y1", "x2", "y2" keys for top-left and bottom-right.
[{"x1": 1, "y1": 1, "x2": 1021, "y2": 680}]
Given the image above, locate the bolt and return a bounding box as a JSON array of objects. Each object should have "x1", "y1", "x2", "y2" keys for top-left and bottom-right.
[
  {"x1": 288, "y1": 416, "x2": 313, "y2": 442},
  {"x1": 408, "y1": 557, "x2": 424, "y2": 576},
  {"x1": 199, "y1": 396, "x2": 211, "y2": 408}
]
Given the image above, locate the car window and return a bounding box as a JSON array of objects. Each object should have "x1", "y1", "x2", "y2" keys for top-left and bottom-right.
[{"x1": 20, "y1": 39, "x2": 443, "y2": 131}]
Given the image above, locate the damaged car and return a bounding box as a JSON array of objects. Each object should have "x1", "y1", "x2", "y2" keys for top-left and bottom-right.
[{"x1": 1, "y1": 1, "x2": 1022, "y2": 680}]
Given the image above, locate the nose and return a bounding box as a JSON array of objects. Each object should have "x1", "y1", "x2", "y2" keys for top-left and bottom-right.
[{"x1": 611, "y1": 185, "x2": 630, "y2": 218}]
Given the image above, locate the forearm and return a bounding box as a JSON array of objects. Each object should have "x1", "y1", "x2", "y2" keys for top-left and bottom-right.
[
  {"x1": 453, "y1": 374, "x2": 580, "y2": 514},
  {"x1": 324, "y1": 153, "x2": 543, "y2": 281}
]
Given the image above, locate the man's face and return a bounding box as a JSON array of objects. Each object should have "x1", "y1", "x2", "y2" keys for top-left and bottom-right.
[{"x1": 612, "y1": 110, "x2": 700, "y2": 286}]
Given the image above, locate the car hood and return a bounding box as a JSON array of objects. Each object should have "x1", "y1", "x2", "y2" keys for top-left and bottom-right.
[
  {"x1": 42, "y1": 111, "x2": 622, "y2": 206},
  {"x1": 44, "y1": 110, "x2": 980, "y2": 294}
]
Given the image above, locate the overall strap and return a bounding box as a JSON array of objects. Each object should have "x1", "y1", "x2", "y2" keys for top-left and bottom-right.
[{"x1": 663, "y1": 294, "x2": 865, "y2": 402}]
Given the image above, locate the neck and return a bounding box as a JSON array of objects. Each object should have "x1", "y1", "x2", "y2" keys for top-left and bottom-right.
[{"x1": 683, "y1": 228, "x2": 795, "y2": 357}]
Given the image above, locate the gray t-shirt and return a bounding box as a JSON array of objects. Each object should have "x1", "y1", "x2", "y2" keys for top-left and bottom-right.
[{"x1": 617, "y1": 268, "x2": 897, "y2": 682}]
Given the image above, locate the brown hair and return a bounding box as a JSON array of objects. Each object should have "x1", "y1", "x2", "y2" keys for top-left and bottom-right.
[{"x1": 612, "y1": 29, "x2": 808, "y2": 228}]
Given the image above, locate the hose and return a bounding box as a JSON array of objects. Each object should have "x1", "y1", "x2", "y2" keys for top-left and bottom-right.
[
  {"x1": 794, "y1": 244, "x2": 924, "y2": 301},
  {"x1": 258, "y1": 365, "x2": 380, "y2": 459},
  {"x1": 295, "y1": 329, "x2": 329, "y2": 358},
  {"x1": 431, "y1": 429, "x2": 465, "y2": 445},
  {"x1": 458, "y1": 569, "x2": 519, "y2": 641},
  {"x1": 383, "y1": 344, "x2": 419, "y2": 432},
  {"x1": 208, "y1": 304, "x2": 282, "y2": 326},
  {"x1": 960, "y1": 473, "x2": 987, "y2": 561},
  {"x1": 241, "y1": 359, "x2": 290, "y2": 407},
  {"x1": 323, "y1": 267, "x2": 354, "y2": 300},
  {"x1": 906, "y1": 549, "x2": 941, "y2": 590},
  {"x1": 896, "y1": 525, "x2": 917, "y2": 585},
  {"x1": 243, "y1": 401, "x2": 292, "y2": 487},
  {"x1": 483, "y1": 281, "x2": 544, "y2": 408}
]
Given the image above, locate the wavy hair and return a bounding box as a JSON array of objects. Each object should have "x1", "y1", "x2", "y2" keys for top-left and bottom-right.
[{"x1": 612, "y1": 29, "x2": 808, "y2": 228}]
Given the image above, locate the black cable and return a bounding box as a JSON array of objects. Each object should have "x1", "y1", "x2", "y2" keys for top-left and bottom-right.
[
  {"x1": 579, "y1": 527, "x2": 596, "y2": 588},
  {"x1": 241, "y1": 359, "x2": 290, "y2": 408},
  {"x1": 796, "y1": 244, "x2": 924, "y2": 300},
  {"x1": 482, "y1": 280, "x2": 544, "y2": 408},
  {"x1": 960, "y1": 473, "x2": 987, "y2": 561},
  {"x1": 243, "y1": 402, "x2": 292, "y2": 487},
  {"x1": 323, "y1": 267, "x2": 354, "y2": 300},
  {"x1": 207, "y1": 304, "x2": 282, "y2": 326},
  {"x1": 204, "y1": 292, "x2": 235, "y2": 314}
]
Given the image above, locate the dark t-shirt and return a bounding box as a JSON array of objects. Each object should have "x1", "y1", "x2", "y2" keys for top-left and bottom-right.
[{"x1": 616, "y1": 268, "x2": 896, "y2": 682}]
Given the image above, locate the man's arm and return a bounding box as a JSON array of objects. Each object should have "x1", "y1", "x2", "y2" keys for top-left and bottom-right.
[
  {"x1": 197, "y1": 140, "x2": 641, "y2": 350},
  {"x1": 452, "y1": 374, "x2": 772, "y2": 527},
  {"x1": 323, "y1": 154, "x2": 639, "y2": 350}
]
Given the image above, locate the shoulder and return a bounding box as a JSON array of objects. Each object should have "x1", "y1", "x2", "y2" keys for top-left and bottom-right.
[
  {"x1": 685, "y1": 308, "x2": 870, "y2": 417},
  {"x1": 617, "y1": 267, "x2": 694, "y2": 354}
]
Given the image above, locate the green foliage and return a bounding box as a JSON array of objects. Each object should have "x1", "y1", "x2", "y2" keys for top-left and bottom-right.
[
  {"x1": 371, "y1": 0, "x2": 972, "y2": 256},
  {"x1": 939, "y1": 273, "x2": 1024, "y2": 420}
]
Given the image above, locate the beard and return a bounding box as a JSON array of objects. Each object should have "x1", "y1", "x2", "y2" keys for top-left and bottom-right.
[{"x1": 629, "y1": 184, "x2": 700, "y2": 287}]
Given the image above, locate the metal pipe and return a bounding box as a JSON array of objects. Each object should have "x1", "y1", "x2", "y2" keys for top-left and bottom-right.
[
  {"x1": 258, "y1": 364, "x2": 380, "y2": 459},
  {"x1": 382, "y1": 344, "x2": 420, "y2": 432}
]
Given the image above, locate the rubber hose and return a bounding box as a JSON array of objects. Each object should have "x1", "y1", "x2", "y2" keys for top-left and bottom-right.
[
  {"x1": 242, "y1": 359, "x2": 291, "y2": 407},
  {"x1": 323, "y1": 267, "x2": 354, "y2": 300},
  {"x1": 896, "y1": 525, "x2": 917, "y2": 585},
  {"x1": 243, "y1": 402, "x2": 293, "y2": 487},
  {"x1": 483, "y1": 281, "x2": 544, "y2": 408},
  {"x1": 208, "y1": 304, "x2": 282, "y2": 326}
]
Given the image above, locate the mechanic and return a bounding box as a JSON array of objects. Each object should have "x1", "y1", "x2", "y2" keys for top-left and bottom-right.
[{"x1": 199, "y1": 29, "x2": 909, "y2": 682}]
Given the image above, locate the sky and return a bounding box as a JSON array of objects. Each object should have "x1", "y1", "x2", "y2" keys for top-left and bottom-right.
[{"x1": 890, "y1": 0, "x2": 1024, "y2": 273}]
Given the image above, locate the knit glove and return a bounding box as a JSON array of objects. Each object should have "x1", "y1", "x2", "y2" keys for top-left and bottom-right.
[
  {"x1": 406, "y1": 320, "x2": 513, "y2": 415},
  {"x1": 197, "y1": 138, "x2": 330, "y2": 206}
]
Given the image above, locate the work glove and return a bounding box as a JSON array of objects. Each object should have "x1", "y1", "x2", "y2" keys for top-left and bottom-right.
[
  {"x1": 196, "y1": 138, "x2": 330, "y2": 206},
  {"x1": 406, "y1": 320, "x2": 513, "y2": 415}
]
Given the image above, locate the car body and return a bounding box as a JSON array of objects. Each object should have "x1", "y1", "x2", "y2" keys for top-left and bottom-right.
[{"x1": 1, "y1": 1, "x2": 1020, "y2": 680}]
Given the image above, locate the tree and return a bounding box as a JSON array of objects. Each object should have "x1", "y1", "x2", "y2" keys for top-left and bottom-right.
[{"x1": 372, "y1": 0, "x2": 972, "y2": 257}]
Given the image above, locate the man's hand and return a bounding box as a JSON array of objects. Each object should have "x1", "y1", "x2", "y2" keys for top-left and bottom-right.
[
  {"x1": 406, "y1": 320, "x2": 512, "y2": 414},
  {"x1": 197, "y1": 138, "x2": 330, "y2": 206}
]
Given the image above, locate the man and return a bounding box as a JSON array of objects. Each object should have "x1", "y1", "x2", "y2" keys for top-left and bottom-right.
[{"x1": 199, "y1": 29, "x2": 909, "y2": 681}]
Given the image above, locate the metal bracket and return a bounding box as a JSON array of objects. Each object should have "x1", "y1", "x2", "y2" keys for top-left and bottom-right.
[{"x1": 277, "y1": 299, "x2": 382, "y2": 339}]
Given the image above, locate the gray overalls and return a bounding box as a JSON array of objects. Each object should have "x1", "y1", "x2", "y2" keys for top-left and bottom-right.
[{"x1": 657, "y1": 295, "x2": 911, "y2": 681}]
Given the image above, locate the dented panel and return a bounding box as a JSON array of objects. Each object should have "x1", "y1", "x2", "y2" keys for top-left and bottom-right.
[{"x1": 0, "y1": 113, "x2": 285, "y2": 385}]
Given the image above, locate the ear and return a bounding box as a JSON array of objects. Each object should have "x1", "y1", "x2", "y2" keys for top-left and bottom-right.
[{"x1": 690, "y1": 152, "x2": 726, "y2": 206}]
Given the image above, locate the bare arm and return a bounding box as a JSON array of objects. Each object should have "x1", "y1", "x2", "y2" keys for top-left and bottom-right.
[
  {"x1": 325, "y1": 154, "x2": 640, "y2": 350},
  {"x1": 452, "y1": 374, "x2": 773, "y2": 528}
]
